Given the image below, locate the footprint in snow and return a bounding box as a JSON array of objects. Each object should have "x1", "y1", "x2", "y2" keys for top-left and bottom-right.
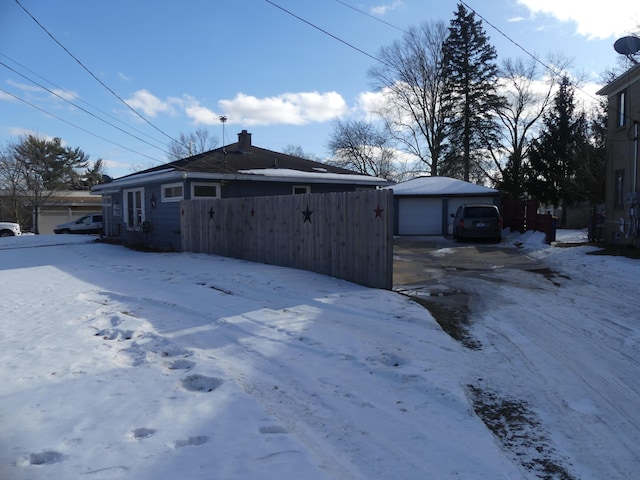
[
  {"x1": 165, "y1": 359, "x2": 195, "y2": 371},
  {"x1": 27, "y1": 450, "x2": 65, "y2": 465},
  {"x1": 179, "y1": 374, "x2": 223, "y2": 392},
  {"x1": 130, "y1": 428, "x2": 156, "y2": 440},
  {"x1": 259, "y1": 426, "x2": 288, "y2": 434},
  {"x1": 94, "y1": 328, "x2": 134, "y2": 341},
  {"x1": 173, "y1": 435, "x2": 209, "y2": 448}
]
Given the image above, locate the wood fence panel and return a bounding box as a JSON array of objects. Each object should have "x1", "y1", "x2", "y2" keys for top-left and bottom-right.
[{"x1": 180, "y1": 190, "x2": 393, "y2": 289}]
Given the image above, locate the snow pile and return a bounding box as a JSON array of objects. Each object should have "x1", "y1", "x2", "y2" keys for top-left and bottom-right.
[{"x1": 0, "y1": 231, "x2": 638, "y2": 479}]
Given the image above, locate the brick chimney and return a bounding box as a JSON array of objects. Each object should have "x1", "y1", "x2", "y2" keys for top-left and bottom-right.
[{"x1": 237, "y1": 130, "x2": 252, "y2": 153}]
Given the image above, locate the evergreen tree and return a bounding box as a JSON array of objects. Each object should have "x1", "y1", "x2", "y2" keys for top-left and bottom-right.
[
  {"x1": 12, "y1": 135, "x2": 89, "y2": 233},
  {"x1": 526, "y1": 76, "x2": 586, "y2": 226},
  {"x1": 442, "y1": 3, "x2": 505, "y2": 182}
]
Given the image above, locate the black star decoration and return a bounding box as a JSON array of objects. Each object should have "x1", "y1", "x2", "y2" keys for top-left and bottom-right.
[
  {"x1": 374, "y1": 205, "x2": 384, "y2": 218},
  {"x1": 208, "y1": 208, "x2": 215, "y2": 220},
  {"x1": 302, "y1": 205, "x2": 313, "y2": 223}
]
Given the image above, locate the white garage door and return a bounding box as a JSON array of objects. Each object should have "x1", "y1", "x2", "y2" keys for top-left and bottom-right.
[{"x1": 398, "y1": 198, "x2": 442, "y2": 235}]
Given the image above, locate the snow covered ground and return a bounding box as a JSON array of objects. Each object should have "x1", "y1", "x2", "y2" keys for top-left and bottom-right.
[{"x1": 0, "y1": 230, "x2": 638, "y2": 479}]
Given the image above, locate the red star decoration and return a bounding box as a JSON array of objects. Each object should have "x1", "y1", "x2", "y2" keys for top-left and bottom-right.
[{"x1": 374, "y1": 205, "x2": 384, "y2": 218}]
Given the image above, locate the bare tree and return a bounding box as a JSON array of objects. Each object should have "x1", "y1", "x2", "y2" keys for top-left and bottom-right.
[
  {"x1": 168, "y1": 129, "x2": 219, "y2": 160},
  {"x1": 368, "y1": 20, "x2": 450, "y2": 176},
  {"x1": 327, "y1": 119, "x2": 397, "y2": 180},
  {"x1": 490, "y1": 57, "x2": 558, "y2": 198},
  {"x1": 281, "y1": 145, "x2": 322, "y2": 161},
  {"x1": 0, "y1": 142, "x2": 30, "y2": 225}
]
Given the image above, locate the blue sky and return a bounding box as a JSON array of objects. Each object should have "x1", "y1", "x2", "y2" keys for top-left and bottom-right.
[{"x1": 1, "y1": 0, "x2": 639, "y2": 178}]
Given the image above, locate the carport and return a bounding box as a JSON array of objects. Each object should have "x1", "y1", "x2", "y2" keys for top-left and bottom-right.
[{"x1": 389, "y1": 176, "x2": 502, "y2": 236}]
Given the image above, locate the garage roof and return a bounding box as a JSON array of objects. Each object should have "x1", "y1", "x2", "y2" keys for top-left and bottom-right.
[{"x1": 389, "y1": 176, "x2": 499, "y2": 196}]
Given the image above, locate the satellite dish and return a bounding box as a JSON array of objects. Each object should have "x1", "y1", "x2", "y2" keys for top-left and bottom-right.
[{"x1": 614, "y1": 36, "x2": 640, "y2": 63}]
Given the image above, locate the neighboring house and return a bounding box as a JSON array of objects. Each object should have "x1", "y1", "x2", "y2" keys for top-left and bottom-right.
[
  {"x1": 597, "y1": 63, "x2": 640, "y2": 245},
  {"x1": 388, "y1": 176, "x2": 502, "y2": 236},
  {"x1": 0, "y1": 189, "x2": 102, "y2": 234},
  {"x1": 91, "y1": 130, "x2": 389, "y2": 250}
]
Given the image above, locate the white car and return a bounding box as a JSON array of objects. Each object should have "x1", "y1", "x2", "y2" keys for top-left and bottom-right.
[
  {"x1": 0, "y1": 221, "x2": 22, "y2": 237},
  {"x1": 54, "y1": 214, "x2": 103, "y2": 234}
]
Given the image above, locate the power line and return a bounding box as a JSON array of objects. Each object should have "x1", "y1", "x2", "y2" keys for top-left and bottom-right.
[
  {"x1": 0, "y1": 87, "x2": 164, "y2": 164},
  {"x1": 264, "y1": 0, "x2": 390, "y2": 67},
  {"x1": 14, "y1": 0, "x2": 184, "y2": 147},
  {"x1": 334, "y1": 0, "x2": 410, "y2": 36},
  {"x1": 459, "y1": 0, "x2": 603, "y2": 106},
  {"x1": 0, "y1": 59, "x2": 173, "y2": 157},
  {"x1": 0, "y1": 52, "x2": 169, "y2": 152}
]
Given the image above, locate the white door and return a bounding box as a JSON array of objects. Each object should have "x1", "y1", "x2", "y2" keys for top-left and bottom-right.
[{"x1": 398, "y1": 198, "x2": 442, "y2": 235}]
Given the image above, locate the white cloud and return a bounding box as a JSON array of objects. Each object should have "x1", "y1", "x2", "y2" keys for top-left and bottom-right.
[
  {"x1": 371, "y1": 0, "x2": 404, "y2": 16},
  {"x1": 124, "y1": 89, "x2": 174, "y2": 118},
  {"x1": 217, "y1": 91, "x2": 348, "y2": 126},
  {"x1": 517, "y1": 0, "x2": 640, "y2": 39},
  {"x1": 356, "y1": 90, "x2": 387, "y2": 116}
]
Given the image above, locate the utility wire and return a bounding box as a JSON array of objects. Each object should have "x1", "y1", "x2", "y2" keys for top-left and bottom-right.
[
  {"x1": 0, "y1": 87, "x2": 164, "y2": 164},
  {"x1": 334, "y1": 0, "x2": 410, "y2": 36},
  {"x1": 459, "y1": 0, "x2": 603, "y2": 106},
  {"x1": 265, "y1": 0, "x2": 390, "y2": 67},
  {"x1": 14, "y1": 0, "x2": 184, "y2": 147},
  {"x1": 0, "y1": 52, "x2": 169, "y2": 152},
  {"x1": 0, "y1": 60, "x2": 173, "y2": 157}
]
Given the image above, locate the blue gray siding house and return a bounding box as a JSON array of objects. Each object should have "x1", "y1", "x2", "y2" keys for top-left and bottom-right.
[{"x1": 91, "y1": 130, "x2": 389, "y2": 250}]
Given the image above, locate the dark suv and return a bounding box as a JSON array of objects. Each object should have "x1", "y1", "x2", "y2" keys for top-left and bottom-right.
[{"x1": 452, "y1": 204, "x2": 502, "y2": 242}]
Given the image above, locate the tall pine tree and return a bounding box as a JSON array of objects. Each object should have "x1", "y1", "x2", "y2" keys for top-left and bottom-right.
[
  {"x1": 527, "y1": 76, "x2": 585, "y2": 226},
  {"x1": 441, "y1": 3, "x2": 505, "y2": 182}
]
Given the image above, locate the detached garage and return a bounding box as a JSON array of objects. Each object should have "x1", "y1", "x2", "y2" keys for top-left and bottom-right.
[{"x1": 389, "y1": 176, "x2": 502, "y2": 236}]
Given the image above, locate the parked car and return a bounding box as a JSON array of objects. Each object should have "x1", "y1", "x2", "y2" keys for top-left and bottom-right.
[
  {"x1": 0, "y1": 221, "x2": 21, "y2": 237},
  {"x1": 54, "y1": 214, "x2": 103, "y2": 234},
  {"x1": 452, "y1": 204, "x2": 502, "y2": 242}
]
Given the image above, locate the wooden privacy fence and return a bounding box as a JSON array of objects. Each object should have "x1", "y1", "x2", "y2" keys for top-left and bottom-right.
[
  {"x1": 180, "y1": 189, "x2": 394, "y2": 289},
  {"x1": 502, "y1": 198, "x2": 558, "y2": 243}
]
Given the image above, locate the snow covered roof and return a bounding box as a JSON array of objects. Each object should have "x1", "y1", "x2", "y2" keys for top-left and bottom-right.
[
  {"x1": 389, "y1": 176, "x2": 499, "y2": 196},
  {"x1": 238, "y1": 168, "x2": 387, "y2": 184}
]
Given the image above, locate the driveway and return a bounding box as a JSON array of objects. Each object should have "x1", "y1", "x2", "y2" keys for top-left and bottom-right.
[
  {"x1": 392, "y1": 236, "x2": 556, "y2": 349},
  {"x1": 393, "y1": 235, "x2": 546, "y2": 288},
  {"x1": 392, "y1": 235, "x2": 640, "y2": 479}
]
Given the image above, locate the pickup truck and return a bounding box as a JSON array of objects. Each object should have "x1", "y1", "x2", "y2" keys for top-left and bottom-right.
[{"x1": 0, "y1": 221, "x2": 22, "y2": 237}]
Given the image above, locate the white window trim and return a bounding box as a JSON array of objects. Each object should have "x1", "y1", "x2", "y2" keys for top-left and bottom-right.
[
  {"x1": 161, "y1": 182, "x2": 184, "y2": 202},
  {"x1": 123, "y1": 187, "x2": 145, "y2": 230},
  {"x1": 293, "y1": 185, "x2": 310, "y2": 194},
  {"x1": 191, "y1": 182, "x2": 221, "y2": 199}
]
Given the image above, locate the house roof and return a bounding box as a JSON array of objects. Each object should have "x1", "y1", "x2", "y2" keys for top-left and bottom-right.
[
  {"x1": 388, "y1": 176, "x2": 500, "y2": 196},
  {"x1": 597, "y1": 63, "x2": 640, "y2": 96},
  {"x1": 92, "y1": 130, "x2": 389, "y2": 192}
]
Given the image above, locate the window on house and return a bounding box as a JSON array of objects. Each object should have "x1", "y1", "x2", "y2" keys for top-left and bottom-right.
[
  {"x1": 162, "y1": 182, "x2": 184, "y2": 202},
  {"x1": 124, "y1": 188, "x2": 144, "y2": 229},
  {"x1": 618, "y1": 90, "x2": 627, "y2": 127},
  {"x1": 615, "y1": 169, "x2": 625, "y2": 208},
  {"x1": 191, "y1": 182, "x2": 220, "y2": 199},
  {"x1": 293, "y1": 185, "x2": 310, "y2": 194}
]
